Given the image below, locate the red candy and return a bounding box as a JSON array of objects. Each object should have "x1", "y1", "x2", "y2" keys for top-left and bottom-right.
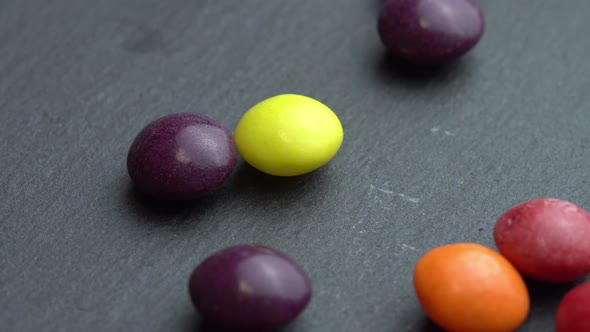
[
  {"x1": 556, "y1": 282, "x2": 590, "y2": 332},
  {"x1": 494, "y1": 198, "x2": 590, "y2": 282}
]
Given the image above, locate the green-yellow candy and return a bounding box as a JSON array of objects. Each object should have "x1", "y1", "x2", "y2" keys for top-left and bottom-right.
[{"x1": 234, "y1": 94, "x2": 343, "y2": 176}]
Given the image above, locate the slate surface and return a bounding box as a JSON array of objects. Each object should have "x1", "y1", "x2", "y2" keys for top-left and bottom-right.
[{"x1": 1, "y1": 1, "x2": 589, "y2": 331}]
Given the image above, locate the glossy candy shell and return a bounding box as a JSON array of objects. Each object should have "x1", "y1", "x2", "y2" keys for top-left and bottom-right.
[
  {"x1": 127, "y1": 113, "x2": 237, "y2": 200},
  {"x1": 234, "y1": 94, "x2": 343, "y2": 176},
  {"x1": 189, "y1": 245, "x2": 312, "y2": 331},
  {"x1": 378, "y1": 0, "x2": 485, "y2": 65},
  {"x1": 556, "y1": 282, "x2": 590, "y2": 332},
  {"x1": 494, "y1": 199, "x2": 590, "y2": 282}
]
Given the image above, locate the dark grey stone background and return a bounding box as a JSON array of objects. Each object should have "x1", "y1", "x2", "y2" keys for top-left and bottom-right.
[{"x1": 1, "y1": 1, "x2": 589, "y2": 331}]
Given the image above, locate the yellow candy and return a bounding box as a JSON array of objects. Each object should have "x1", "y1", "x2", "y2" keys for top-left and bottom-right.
[{"x1": 234, "y1": 94, "x2": 343, "y2": 176}]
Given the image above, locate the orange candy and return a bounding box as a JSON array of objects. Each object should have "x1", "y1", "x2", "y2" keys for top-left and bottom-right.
[{"x1": 413, "y1": 243, "x2": 530, "y2": 332}]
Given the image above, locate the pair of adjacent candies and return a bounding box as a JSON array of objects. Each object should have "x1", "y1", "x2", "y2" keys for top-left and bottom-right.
[
  {"x1": 126, "y1": 95, "x2": 341, "y2": 330},
  {"x1": 127, "y1": 94, "x2": 343, "y2": 200},
  {"x1": 415, "y1": 199, "x2": 590, "y2": 332}
]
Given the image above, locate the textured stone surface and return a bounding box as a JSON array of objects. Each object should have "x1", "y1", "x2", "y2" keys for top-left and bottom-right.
[{"x1": 1, "y1": 1, "x2": 589, "y2": 331}]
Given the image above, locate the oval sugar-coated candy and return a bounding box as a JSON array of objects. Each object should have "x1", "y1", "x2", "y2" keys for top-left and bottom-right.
[
  {"x1": 127, "y1": 113, "x2": 237, "y2": 200},
  {"x1": 556, "y1": 282, "x2": 590, "y2": 332},
  {"x1": 494, "y1": 198, "x2": 590, "y2": 282},
  {"x1": 413, "y1": 243, "x2": 530, "y2": 332},
  {"x1": 234, "y1": 94, "x2": 343, "y2": 176},
  {"x1": 378, "y1": 0, "x2": 485, "y2": 65},
  {"x1": 189, "y1": 245, "x2": 312, "y2": 331}
]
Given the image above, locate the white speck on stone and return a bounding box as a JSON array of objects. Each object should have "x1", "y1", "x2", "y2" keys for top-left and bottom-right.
[
  {"x1": 398, "y1": 194, "x2": 420, "y2": 204},
  {"x1": 378, "y1": 188, "x2": 394, "y2": 194},
  {"x1": 444, "y1": 131, "x2": 456, "y2": 136},
  {"x1": 371, "y1": 184, "x2": 420, "y2": 204},
  {"x1": 402, "y1": 244, "x2": 419, "y2": 251},
  {"x1": 430, "y1": 127, "x2": 440, "y2": 134}
]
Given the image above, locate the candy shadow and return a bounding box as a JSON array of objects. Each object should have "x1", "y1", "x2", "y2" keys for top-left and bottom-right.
[
  {"x1": 190, "y1": 317, "x2": 304, "y2": 332},
  {"x1": 121, "y1": 159, "x2": 331, "y2": 226},
  {"x1": 414, "y1": 318, "x2": 445, "y2": 332},
  {"x1": 123, "y1": 181, "x2": 219, "y2": 226},
  {"x1": 229, "y1": 160, "x2": 328, "y2": 203},
  {"x1": 178, "y1": 314, "x2": 240, "y2": 332},
  {"x1": 512, "y1": 278, "x2": 582, "y2": 330},
  {"x1": 374, "y1": 50, "x2": 473, "y2": 90},
  {"x1": 193, "y1": 320, "x2": 221, "y2": 332},
  {"x1": 525, "y1": 278, "x2": 580, "y2": 310},
  {"x1": 374, "y1": 0, "x2": 386, "y2": 11}
]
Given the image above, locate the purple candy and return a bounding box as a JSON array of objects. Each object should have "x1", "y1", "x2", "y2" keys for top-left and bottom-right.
[
  {"x1": 127, "y1": 113, "x2": 237, "y2": 200},
  {"x1": 189, "y1": 245, "x2": 312, "y2": 331},
  {"x1": 378, "y1": 0, "x2": 485, "y2": 65}
]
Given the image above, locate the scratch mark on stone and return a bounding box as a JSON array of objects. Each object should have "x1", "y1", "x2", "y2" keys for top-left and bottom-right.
[
  {"x1": 431, "y1": 127, "x2": 456, "y2": 137},
  {"x1": 398, "y1": 193, "x2": 419, "y2": 204},
  {"x1": 371, "y1": 185, "x2": 420, "y2": 204},
  {"x1": 377, "y1": 188, "x2": 394, "y2": 194},
  {"x1": 444, "y1": 131, "x2": 456, "y2": 136},
  {"x1": 402, "y1": 244, "x2": 419, "y2": 251}
]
